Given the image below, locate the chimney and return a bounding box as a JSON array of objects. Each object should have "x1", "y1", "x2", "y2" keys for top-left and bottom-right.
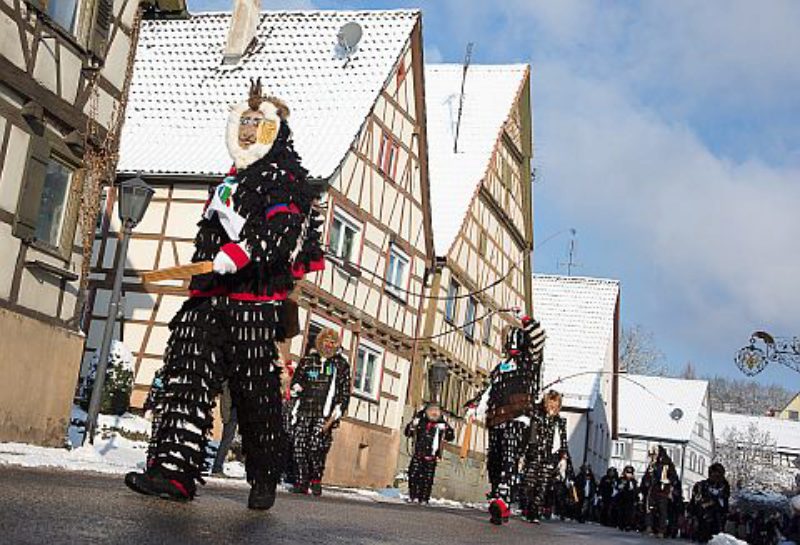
[{"x1": 223, "y1": 0, "x2": 260, "y2": 65}]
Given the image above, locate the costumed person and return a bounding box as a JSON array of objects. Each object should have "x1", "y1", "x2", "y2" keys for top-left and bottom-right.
[
  {"x1": 598, "y1": 466, "x2": 620, "y2": 526},
  {"x1": 575, "y1": 464, "x2": 597, "y2": 523},
  {"x1": 617, "y1": 465, "x2": 640, "y2": 532},
  {"x1": 210, "y1": 382, "x2": 238, "y2": 476},
  {"x1": 124, "y1": 79, "x2": 325, "y2": 510},
  {"x1": 143, "y1": 367, "x2": 165, "y2": 468},
  {"x1": 466, "y1": 316, "x2": 546, "y2": 525},
  {"x1": 403, "y1": 402, "x2": 455, "y2": 504},
  {"x1": 289, "y1": 328, "x2": 350, "y2": 496},
  {"x1": 689, "y1": 462, "x2": 731, "y2": 543},
  {"x1": 641, "y1": 445, "x2": 680, "y2": 537},
  {"x1": 522, "y1": 390, "x2": 570, "y2": 524}
]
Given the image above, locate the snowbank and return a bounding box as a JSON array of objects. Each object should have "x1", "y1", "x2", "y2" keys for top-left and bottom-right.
[{"x1": 709, "y1": 534, "x2": 748, "y2": 545}]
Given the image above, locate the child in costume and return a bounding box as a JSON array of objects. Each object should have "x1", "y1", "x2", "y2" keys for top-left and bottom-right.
[
  {"x1": 467, "y1": 316, "x2": 545, "y2": 525},
  {"x1": 289, "y1": 328, "x2": 351, "y2": 496},
  {"x1": 124, "y1": 80, "x2": 324, "y2": 510},
  {"x1": 522, "y1": 390, "x2": 570, "y2": 523},
  {"x1": 404, "y1": 402, "x2": 455, "y2": 504}
]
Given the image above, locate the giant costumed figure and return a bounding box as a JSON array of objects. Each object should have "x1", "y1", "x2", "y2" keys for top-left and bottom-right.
[
  {"x1": 125, "y1": 80, "x2": 325, "y2": 510},
  {"x1": 467, "y1": 316, "x2": 545, "y2": 525}
]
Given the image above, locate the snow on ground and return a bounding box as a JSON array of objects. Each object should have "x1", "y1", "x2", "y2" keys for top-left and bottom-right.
[
  {"x1": 709, "y1": 534, "x2": 748, "y2": 545},
  {"x1": 0, "y1": 407, "x2": 471, "y2": 509}
]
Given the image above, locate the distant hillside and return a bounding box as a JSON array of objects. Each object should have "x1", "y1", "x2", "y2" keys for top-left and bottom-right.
[{"x1": 707, "y1": 375, "x2": 795, "y2": 416}]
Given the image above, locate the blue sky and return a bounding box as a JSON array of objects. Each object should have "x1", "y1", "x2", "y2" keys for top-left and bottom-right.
[{"x1": 188, "y1": 0, "x2": 800, "y2": 387}]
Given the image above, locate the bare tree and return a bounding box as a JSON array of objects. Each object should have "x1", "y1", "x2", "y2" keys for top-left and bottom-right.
[
  {"x1": 619, "y1": 324, "x2": 668, "y2": 375},
  {"x1": 715, "y1": 423, "x2": 796, "y2": 492},
  {"x1": 680, "y1": 361, "x2": 698, "y2": 379}
]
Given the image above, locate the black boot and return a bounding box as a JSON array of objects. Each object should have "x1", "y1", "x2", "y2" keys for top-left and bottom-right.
[
  {"x1": 248, "y1": 480, "x2": 277, "y2": 510},
  {"x1": 124, "y1": 468, "x2": 194, "y2": 502}
]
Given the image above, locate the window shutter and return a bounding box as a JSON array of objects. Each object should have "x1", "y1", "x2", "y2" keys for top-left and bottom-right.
[
  {"x1": 25, "y1": 0, "x2": 46, "y2": 12},
  {"x1": 88, "y1": 0, "x2": 113, "y2": 59},
  {"x1": 58, "y1": 171, "x2": 82, "y2": 260},
  {"x1": 13, "y1": 136, "x2": 51, "y2": 242}
]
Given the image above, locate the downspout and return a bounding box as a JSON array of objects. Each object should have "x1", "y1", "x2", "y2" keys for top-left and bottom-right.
[{"x1": 583, "y1": 409, "x2": 592, "y2": 466}]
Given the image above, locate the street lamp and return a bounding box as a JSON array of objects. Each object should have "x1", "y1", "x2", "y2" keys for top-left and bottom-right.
[
  {"x1": 83, "y1": 176, "x2": 154, "y2": 445},
  {"x1": 428, "y1": 360, "x2": 449, "y2": 403}
]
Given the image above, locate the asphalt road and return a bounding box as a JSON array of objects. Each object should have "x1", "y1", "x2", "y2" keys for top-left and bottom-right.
[{"x1": 0, "y1": 466, "x2": 680, "y2": 545}]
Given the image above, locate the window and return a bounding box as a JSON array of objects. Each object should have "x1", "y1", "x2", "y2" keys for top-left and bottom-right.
[
  {"x1": 613, "y1": 440, "x2": 626, "y2": 459},
  {"x1": 35, "y1": 158, "x2": 73, "y2": 247},
  {"x1": 789, "y1": 410, "x2": 799, "y2": 421},
  {"x1": 478, "y1": 230, "x2": 487, "y2": 255},
  {"x1": 14, "y1": 136, "x2": 79, "y2": 259},
  {"x1": 45, "y1": 0, "x2": 80, "y2": 32},
  {"x1": 305, "y1": 322, "x2": 323, "y2": 356},
  {"x1": 95, "y1": 187, "x2": 109, "y2": 233},
  {"x1": 385, "y1": 245, "x2": 409, "y2": 299},
  {"x1": 689, "y1": 452, "x2": 696, "y2": 472},
  {"x1": 464, "y1": 296, "x2": 477, "y2": 340},
  {"x1": 698, "y1": 457, "x2": 705, "y2": 475},
  {"x1": 697, "y1": 423, "x2": 705, "y2": 439},
  {"x1": 482, "y1": 312, "x2": 493, "y2": 345},
  {"x1": 378, "y1": 131, "x2": 400, "y2": 180},
  {"x1": 444, "y1": 280, "x2": 459, "y2": 323},
  {"x1": 329, "y1": 209, "x2": 360, "y2": 264},
  {"x1": 396, "y1": 59, "x2": 406, "y2": 87},
  {"x1": 354, "y1": 343, "x2": 382, "y2": 400}
]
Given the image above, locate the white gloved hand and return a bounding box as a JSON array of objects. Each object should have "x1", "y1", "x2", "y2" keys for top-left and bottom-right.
[
  {"x1": 437, "y1": 423, "x2": 447, "y2": 430},
  {"x1": 412, "y1": 417, "x2": 420, "y2": 426},
  {"x1": 212, "y1": 251, "x2": 237, "y2": 275},
  {"x1": 465, "y1": 407, "x2": 477, "y2": 421}
]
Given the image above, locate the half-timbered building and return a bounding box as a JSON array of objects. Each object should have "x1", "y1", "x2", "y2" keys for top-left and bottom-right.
[
  {"x1": 0, "y1": 0, "x2": 184, "y2": 445},
  {"x1": 398, "y1": 64, "x2": 534, "y2": 501},
  {"x1": 85, "y1": 8, "x2": 434, "y2": 488}
]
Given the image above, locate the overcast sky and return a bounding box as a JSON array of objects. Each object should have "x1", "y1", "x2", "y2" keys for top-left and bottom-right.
[{"x1": 187, "y1": 0, "x2": 800, "y2": 386}]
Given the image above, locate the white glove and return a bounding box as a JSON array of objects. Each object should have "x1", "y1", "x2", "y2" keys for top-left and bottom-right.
[
  {"x1": 213, "y1": 251, "x2": 237, "y2": 275},
  {"x1": 437, "y1": 423, "x2": 447, "y2": 430},
  {"x1": 411, "y1": 417, "x2": 420, "y2": 426},
  {"x1": 465, "y1": 407, "x2": 477, "y2": 421}
]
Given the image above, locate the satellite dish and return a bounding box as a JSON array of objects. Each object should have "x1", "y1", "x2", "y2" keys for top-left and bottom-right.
[
  {"x1": 337, "y1": 22, "x2": 363, "y2": 54},
  {"x1": 670, "y1": 408, "x2": 684, "y2": 422}
]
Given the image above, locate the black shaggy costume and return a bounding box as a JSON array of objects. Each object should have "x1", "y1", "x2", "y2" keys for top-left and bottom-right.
[
  {"x1": 471, "y1": 317, "x2": 545, "y2": 523},
  {"x1": 127, "y1": 119, "x2": 324, "y2": 503},
  {"x1": 522, "y1": 405, "x2": 570, "y2": 522},
  {"x1": 404, "y1": 408, "x2": 455, "y2": 503},
  {"x1": 290, "y1": 350, "x2": 351, "y2": 494}
]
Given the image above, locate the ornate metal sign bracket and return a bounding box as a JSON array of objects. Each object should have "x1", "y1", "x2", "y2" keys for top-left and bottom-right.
[{"x1": 736, "y1": 331, "x2": 800, "y2": 376}]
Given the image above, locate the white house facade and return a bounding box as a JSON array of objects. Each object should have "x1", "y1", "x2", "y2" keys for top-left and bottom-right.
[{"x1": 534, "y1": 274, "x2": 620, "y2": 474}]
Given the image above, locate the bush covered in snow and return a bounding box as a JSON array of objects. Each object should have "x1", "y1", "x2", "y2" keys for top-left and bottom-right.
[{"x1": 79, "y1": 341, "x2": 135, "y2": 415}]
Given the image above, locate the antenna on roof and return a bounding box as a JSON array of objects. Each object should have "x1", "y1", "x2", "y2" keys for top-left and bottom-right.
[
  {"x1": 336, "y1": 21, "x2": 363, "y2": 65},
  {"x1": 453, "y1": 42, "x2": 474, "y2": 153},
  {"x1": 558, "y1": 228, "x2": 581, "y2": 276}
]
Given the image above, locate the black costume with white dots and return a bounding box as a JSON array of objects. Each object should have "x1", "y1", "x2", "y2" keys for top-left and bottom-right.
[
  {"x1": 290, "y1": 351, "x2": 351, "y2": 489},
  {"x1": 522, "y1": 408, "x2": 569, "y2": 520},
  {"x1": 474, "y1": 318, "x2": 545, "y2": 504},
  {"x1": 146, "y1": 123, "x2": 324, "y2": 495},
  {"x1": 404, "y1": 409, "x2": 455, "y2": 503}
]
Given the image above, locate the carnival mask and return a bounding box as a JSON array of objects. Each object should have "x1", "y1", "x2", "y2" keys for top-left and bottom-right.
[
  {"x1": 226, "y1": 78, "x2": 289, "y2": 169},
  {"x1": 315, "y1": 328, "x2": 341, "y2": 359}
]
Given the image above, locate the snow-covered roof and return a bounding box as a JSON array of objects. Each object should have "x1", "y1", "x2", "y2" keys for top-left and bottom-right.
[
  {"x1": 118, "y1": 10, "x2": 419, "y2": 178},
  {"x1": 424, "y1": 64, "x2": 529, "y2": 255},
  {"x1": 617, "y1": 374, "x2": 709, "y2": 443},
  {"x1": 534, "y1": 275, "x2": 620, "y2": 410},
  {"x1": 714, "y1": 412, "x2": 800, "y2": 456}
]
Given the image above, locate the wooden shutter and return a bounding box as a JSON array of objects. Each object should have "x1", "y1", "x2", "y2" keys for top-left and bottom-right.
[
  {"x1": 13, "y1": 136, "x2": 51, "y2": 242},
  {"x1": 88, "y1": 0, "x2": 113, "y2": 59},
  {"x1": 58, "y1": 170, "x2": 82, "y2": 259},
  {"x1": 25, "y1": 0, "x2": 46, "y2": 12}
]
